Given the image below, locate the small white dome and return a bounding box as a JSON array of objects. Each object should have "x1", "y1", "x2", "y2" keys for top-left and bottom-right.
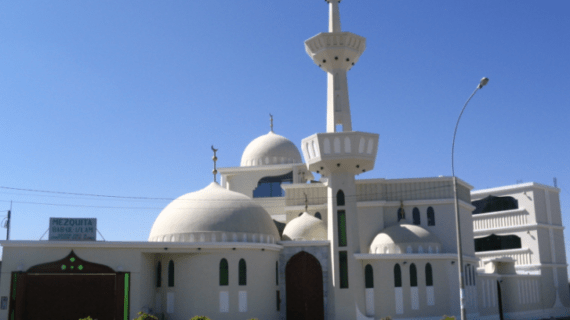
[
  {"x1": 241, "y1": 131, "x2": 302, "y2": 167},
  {"x1": 149, "y1": 182, "x2": 280, "y2": 243},
  {"x1": 369, "y1": 223, "x2": 441, "y2": 254},
  {"x1": 282, "y1": 212, "x2": 327, "y2": 241}
]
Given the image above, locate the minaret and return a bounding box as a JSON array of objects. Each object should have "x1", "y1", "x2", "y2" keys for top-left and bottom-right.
[
  {"x1": 305, "y1": 0, "x2": 366, "y2": 132},
  {"x1": 302, "y1": 1, "x2": 379, "y2": 319}
]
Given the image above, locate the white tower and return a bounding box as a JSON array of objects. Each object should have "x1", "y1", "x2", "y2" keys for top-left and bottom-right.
[
  {"x1": 305, "y1": 0, "x2": 366, "y2": 133},
  {"x1": 301, "y1": 1, "x2": 379, "y2": 319}
]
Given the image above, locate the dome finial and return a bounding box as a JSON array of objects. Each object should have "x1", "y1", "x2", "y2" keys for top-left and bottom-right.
[
  {"x1": 211, "y1": 145, "x2": 219, "y2": 183},
  {"x1": 270, "y1": 113, "x2": 274, "y2": 132}
]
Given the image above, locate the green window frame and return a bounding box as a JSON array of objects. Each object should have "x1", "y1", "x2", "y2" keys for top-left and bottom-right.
[
  {"x1": 168, "y1": 260, "x2": 175, "y2": 287},
  {"x1": 410, "y1": 263, "x2": 417, "y2": 287},
  {"x1": 338, "y1": 210, "x2": 347, "y2": 247},
  {"x1": 394, "y1": 264, "x2": 402, "y2": 287},
  {"x1": 365, "y1": 264, "x2": 374, "y2": 289},
  {"x1": 425, "y1": 263, "x2": 433, "y2": 286},
  {"x1": 156, "y1": 261, "x2": 162, "y2": 288},
  {"x1": 220, "y1": 259, "x2": 229, "y2": 286},
  {"x1": 339, "y1": 251, "x2": 349, "y2": 289},
  {"x1": 239, "y1": 259, "x2": 247, "y2": 286}
]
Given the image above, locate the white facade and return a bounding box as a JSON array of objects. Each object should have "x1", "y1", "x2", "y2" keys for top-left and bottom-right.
[{"x1": 0, "y1": 1, "x2": 569, "y2": 320}]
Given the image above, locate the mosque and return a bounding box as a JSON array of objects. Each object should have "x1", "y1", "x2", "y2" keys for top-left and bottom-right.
[{"x1": 1, "y1": 1, "x2": 569, "y2": 320}]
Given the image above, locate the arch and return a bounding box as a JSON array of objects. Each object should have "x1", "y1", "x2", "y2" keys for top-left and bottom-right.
[
  {"x1": 358, "y1": 137, "x2": 365, "y2": 153},
  {"x1": 394, "y1": 264, "x2": 402, "y2": 287},
  {"x1": 425, "y1": 263, "x2": 433, "y2": 286},
  {"x1": 397, "y1": 208, "x2": 405, "y2": 221},
  {"x1": 344, "y1": 137, "x2": 351, "y2": 153},
  {"x1": 334, "y1": 137, "x2": 341, "y2": 153},
  {"x1": 286, "y1": 251, "x2": 324, "y2": 320},
  {"x1": 239, "y1": 259, "x2": 247, "y2": 286},
  {"x1": 220, "y1": 259, "x2": 229, "y2": 286},
  {"x1": 410, "y1": 263, "x2": 417, "y2": 287},
  {"x1": 365, "y1": 264, "x2": 374, "y2": 288},
  {"x1": 276, "y1": 261, "x2": 279, "y2": 285},
  {"x1": 406, "y1": 246, "x2": 412, "y2": 254},
  {"x1": 315, "y1": 212, "x2": 322, "y2": 220},
  {"x1": 337, "y1": 190, "x2": 345, "y2": 206},
  {"x1": 367, "y1": 138, "x2": 374, "y2": 154},
  {"x1": 156, "y1": 261, "x2": 162, "y2": 288},
  {"x1": 168, "y1": 260, "x2": 174, "y2": 287},
  {"x1": 412, "y1": 207, "x2": 420, "y2": 225},
  {"x1": 323, "y1": 138, "x2": 331, "y2": 154},
  {"x1": 427, "y1": 207, "x2": 435, "y2": 226}
]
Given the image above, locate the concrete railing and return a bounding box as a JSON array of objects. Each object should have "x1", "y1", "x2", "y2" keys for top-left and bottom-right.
[
  {"x1": 472, "y1": 208, "x2": 528, "y2": 231},
  {"x1": 476, "y1": 248, "x2": 532, "y2": 268}
]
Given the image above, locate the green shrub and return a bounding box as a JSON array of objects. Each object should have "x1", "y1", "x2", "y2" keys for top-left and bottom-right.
[
  {"x1": 190, "y1": 316, "x2": 211, "y2": 320},
  {"x1": 133, "y1": 311, "x2": 158, "y2": 320}
]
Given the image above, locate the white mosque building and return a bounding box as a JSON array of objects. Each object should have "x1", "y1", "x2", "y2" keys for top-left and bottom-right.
[{"x1": 1, "y1": 1, "x2": 569, "y2": 320}]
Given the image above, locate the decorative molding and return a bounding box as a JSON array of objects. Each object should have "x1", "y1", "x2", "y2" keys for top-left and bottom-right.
[{"x1": 26, "y1": 250, "x2": 115, "y2": 273}]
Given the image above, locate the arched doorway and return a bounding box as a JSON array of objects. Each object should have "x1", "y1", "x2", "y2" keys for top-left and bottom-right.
[
  {"x1": 285, "y1": 251, "x2": 324, "y2": 320},
  {"x1": 8, "y1": 251, "x2": 129, "y2": 320}
]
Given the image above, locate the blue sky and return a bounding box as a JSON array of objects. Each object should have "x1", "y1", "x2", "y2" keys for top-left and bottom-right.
[{"x1": 0, "y1": 1, "x2": 569, "y2": 267}]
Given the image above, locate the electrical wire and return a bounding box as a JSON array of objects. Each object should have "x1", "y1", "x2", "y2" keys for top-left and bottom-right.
[{"x1": 0, "y1": 183, "x2": 460, "y2": 210}]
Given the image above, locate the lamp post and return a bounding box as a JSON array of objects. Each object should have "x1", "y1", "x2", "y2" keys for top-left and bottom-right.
[{"x1": 451, "y1": 77, "x2": 489, "y2": 320}]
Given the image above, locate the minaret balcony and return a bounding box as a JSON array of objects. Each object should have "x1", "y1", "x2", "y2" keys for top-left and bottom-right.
[
  {"x1": 305, "y1": 32, "x2": 366, "y2": 72},
  {"x1": 301, "y1": 132, "x2": 379, "y2": 176}
]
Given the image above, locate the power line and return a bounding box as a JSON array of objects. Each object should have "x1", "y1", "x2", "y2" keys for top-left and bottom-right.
[
  {"x1": 0, "y1": 184, "x2": 461, "y2": 210},
  {"x1": 0, "y1": 186, "x2": 172, "y2": 200}
]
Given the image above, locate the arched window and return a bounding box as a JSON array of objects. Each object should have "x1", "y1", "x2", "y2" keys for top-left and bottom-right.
[
  {"x1": 410, "y1": 263, "x2": 417, "y2": 287},
  {"x1": 168, "y1": 260, "x2": 175, "y2": 287},
  {"x1": 220, "y1": 259, "x2": 229, "y2": 286},
  {"x1": 156, "y1": 261, "x2": 162, "y2": 288},
  {"x1": 275, "y1": 261, "x2": 279, "y2": 285},
  {"x1": 337, "y1": 190, "x2": 345, "y2": 206},
  {"x1": 427, "y1": 207, "x2": 435, "y2": 226},
  {"x1": 425, "y1": 263, "x2": 433, "y2": 286},
  {"x1": 397, "y1": 208, "x2": 405, "y2": 222},
  {"x1": 413, "y1": 207, "x2": 420, "y2": 225},
  {"x1": 239, "y1": 259, "x2": 247, "y2": 286},
  {"x1": 365, "y1": 264, "x2": 374, "y2": 288},
  {"x1": 315, "y1": 212, "x2": 322, "y2": 220},
  {"x1": 394, "y1": 264, "x2": 402, "y2": 287},
  {"x1": 466, "y1": 265, "x2": 471, "y2": 286}
]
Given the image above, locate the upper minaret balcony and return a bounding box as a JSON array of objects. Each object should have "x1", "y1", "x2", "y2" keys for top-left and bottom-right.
[
  {"x1": 305, "y1": 32, "x2": 366, "y2": 74},
  {"x1": 305, "y1": 0, "x2": 367, "y2": 133}
]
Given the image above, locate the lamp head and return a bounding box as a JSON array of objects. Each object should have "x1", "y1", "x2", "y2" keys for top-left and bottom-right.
[{"x1": 478, "y1": 77, "x2": 489, "y2": 89}]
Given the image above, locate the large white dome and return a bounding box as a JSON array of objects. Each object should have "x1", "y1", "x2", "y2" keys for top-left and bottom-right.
[
  {"x1": 149, "y1": 182, "x2": 280, "y2": 243},
  {"x1": 241, "y1": 131, "x2": 302, "y2": 167}
]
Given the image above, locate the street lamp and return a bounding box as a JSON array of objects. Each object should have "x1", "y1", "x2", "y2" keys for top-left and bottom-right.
[{"x1": 451, "y1": 77, "x2": 489, "y2": 320}]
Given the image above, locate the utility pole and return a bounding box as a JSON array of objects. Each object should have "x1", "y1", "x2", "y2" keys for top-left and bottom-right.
[{"x1": 6, "y1": 201, "x2": 12, "y2": 240}]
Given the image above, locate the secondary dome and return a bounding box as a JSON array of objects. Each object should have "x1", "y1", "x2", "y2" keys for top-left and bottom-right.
[
  {"x1": 282, "y1": 212, "x2": 327, "y2": 241},
  {"x1": 369, "y1": 223, "x2": 441, "y2": 254},
  {"x1": 241, "y1": 131, "x2": 302, "y2": 167},
  {"x1": 149, "y1": 182, "x2": 280, "y2": 243}
]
